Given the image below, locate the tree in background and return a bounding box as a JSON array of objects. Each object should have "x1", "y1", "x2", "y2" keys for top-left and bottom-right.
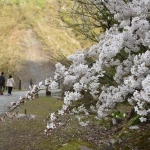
[
  {"x1": 44, "y1": 0, "x2": 150, "y2": 132},
  {"x1": 3, "y1": 0, "x2": 150, "y2": 135},
  {"x1": 58, "y1": 0, "x2": 117, "y2": 42}
]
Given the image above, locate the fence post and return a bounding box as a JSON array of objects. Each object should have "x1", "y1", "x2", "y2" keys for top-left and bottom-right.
[
  {"x1": 30, "y1": 78, "x2": 33, "y2": 87},
  {"x1": 19, "y1": 80, "x2": 21, "y2": 90}
]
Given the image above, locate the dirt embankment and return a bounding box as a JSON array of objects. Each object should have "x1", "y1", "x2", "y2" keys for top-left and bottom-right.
[{"x1": 17, "y1": 29, "x2": 55, "y2": 89}]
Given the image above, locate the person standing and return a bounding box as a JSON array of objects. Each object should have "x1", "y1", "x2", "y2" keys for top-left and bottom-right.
[
  {"x1": 0, "y1": 72, "x2": 5, "y2": 95},
  {"x1": 6, "y1": 74, "x2": 15, "y2": 96}
]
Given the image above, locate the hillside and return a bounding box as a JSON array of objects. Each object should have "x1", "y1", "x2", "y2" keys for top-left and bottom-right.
[{"x1": 0, "y1": 0, "x2": 84, "y2": 89}]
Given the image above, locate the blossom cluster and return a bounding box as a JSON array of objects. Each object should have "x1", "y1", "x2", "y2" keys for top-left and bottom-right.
[
  {"x1": 2, "y1": 0, "x2": 150, "y2": 133},
  {"x1": 45, "y1": 0, "x2": 150, "y2": 130}
]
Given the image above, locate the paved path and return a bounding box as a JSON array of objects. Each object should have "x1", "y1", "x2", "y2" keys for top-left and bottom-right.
[{"x1": 0, "y1": 90, "x2": 45, "y2": 115}]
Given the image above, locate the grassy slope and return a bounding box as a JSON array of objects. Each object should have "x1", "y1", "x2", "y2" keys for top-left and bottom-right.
[{"x1": 0, "y1": 0, "x2": 84, "y2": 79}]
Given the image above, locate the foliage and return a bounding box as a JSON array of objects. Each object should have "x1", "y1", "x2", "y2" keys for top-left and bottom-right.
[
  {"x1": 43, "y1": 0, "x2": 150, "y2": 135},
  {"x1": 1, "y1": 0, "x2": 150, "y2": 149},
  {"x1": 57, "y1": 0, "x2": 117, "y2": 42}
]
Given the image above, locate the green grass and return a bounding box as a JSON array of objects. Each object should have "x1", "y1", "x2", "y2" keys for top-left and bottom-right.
[
  {"x1": 18, "y1": 96, "x2": 63, "y2": 118},
  {"x1": 57, "y1": 140, "x2": 97, "y2": 150},
  {"x1": 0, "y1": 96, "x2": 63, "y2": 150},
  {"x1": 0, "y1": 96, "x2": 97, "y2": 150}
]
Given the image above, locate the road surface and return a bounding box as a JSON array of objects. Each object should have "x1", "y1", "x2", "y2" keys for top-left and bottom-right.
[{"x1": 0, "y1": 90, "x2": 45, "y2": 115}]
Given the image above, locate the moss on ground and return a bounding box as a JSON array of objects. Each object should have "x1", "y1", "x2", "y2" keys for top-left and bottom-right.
[{"x1": 57, "y1": 140, "x2": 97, "y2": 150}]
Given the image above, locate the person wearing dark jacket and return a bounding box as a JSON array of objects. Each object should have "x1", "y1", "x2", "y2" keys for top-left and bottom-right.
[{"x1": 0, "y1": 72, "x2": 5, "y2": 95}]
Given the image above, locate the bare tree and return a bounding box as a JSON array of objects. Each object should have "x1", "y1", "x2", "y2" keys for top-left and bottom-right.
[{"x1": 57, "y1": 0, "x2": 117, "y2": 42}]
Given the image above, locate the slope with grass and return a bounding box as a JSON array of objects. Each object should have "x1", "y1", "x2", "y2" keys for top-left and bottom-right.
[{"x1": 0, "y1": 0, "x2": 85, "y2": 89}]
